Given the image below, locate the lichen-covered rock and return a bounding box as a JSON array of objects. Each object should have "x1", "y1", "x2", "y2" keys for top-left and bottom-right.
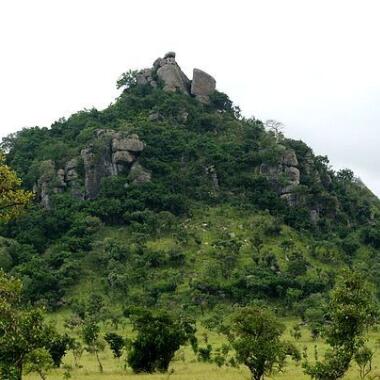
[{"x1": 191, "y1": 69, "x2": 216, "y2": 103}]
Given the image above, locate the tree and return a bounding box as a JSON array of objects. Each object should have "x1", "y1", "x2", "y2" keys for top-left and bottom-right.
[
  {"x1": 46, "y1": 333, "x2": 74, "y2": 368},
  {"x1": 24, "y1": 348, "x2": 53, "y2": 380},
  {"x1": 82, "y1": 319, "x2": 105, "y2": 373},
  {"x1": 116, "y1": 70, "x2": 138, "y2": 90},
  {"x1": 0, "y1": 271, "x2": 56, "y2": 380},
  {"x1": 303, "y1": 270, "x2": 377, "y2": 380},
  {"x1": 225, "y1": 306, "x2": 297, "y2": 380},
  {"x1": 265, "y1": 119, "x2": 284, "y2": 142},
  {"x1": 104, "y1": 332, "x2": 124, "y2": 359},
  {"x1": 126, "y1": 308, "x2": 197, "y2": 373},
  {"x1": 354, "y1": 346, "x2": 374, "y2": 379},
  {"x1": 0, "y1": 153, "x2": 32, "y2": 222}
]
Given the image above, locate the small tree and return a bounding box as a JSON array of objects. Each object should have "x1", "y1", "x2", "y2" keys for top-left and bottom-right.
[
  {"x1": 82, "y1": 319, "x2": 105, "y2": 373},
  {"x1": 0, "y1": 271, "x2": 56, "y2": 380},
  {"x1": 354, "y1": 346, "x2": 374, "y2": 379},
  {"x1": 70, "y1": 340, "x2": 84, "y2": 368},
  {"x1": 24, "y1": 348, "x2": 53, "y2": 380},
  {"x1": 303, "y1": 271, "x2": 378, "y2": 380},
  {"x1": 225, "y1": 306, "x2": 297, "y2": 380},
  {"x1": 290, "y1": 324, "x2": 302, "y2": 341},
  {"x1": 265, "y1": 119, "x2": 284, "y2": 142},
  {"x1": 116, "y1": 70, "x2": 138, "y2": 90},
  {"x1": 126, "y1": 308, "x2": 197, "y2": 373},
  {"x1": 46, "y1": 333, "x2": 74, "y2": 368},
  {"x1": 105, "y1": 332, "x2": 124, "y2": 359},
  {"x1": 0, "y1": 153, "x2": 33, "y2": 222}
]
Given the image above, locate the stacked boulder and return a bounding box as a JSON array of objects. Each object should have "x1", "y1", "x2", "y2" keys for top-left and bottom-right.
[
  {"x1": 35, "y1": 129, "x2": 150, "y2": 207},
  {"x1": 136, "y1": 52, "x2": 216, "y2": 104},
  {"x1": 81, "y1": 130, "x2": 150, "y2": 200}
]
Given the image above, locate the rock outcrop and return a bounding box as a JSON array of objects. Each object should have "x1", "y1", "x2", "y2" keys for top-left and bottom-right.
[
  {"x1": 34, "y1": 160, "x2": 67, "y2": 209},
  {"x1": 136, "y1": 52, "x2": 216, "y2": 103},
  {"x1": 81, "y1": 130, "x2": 148, "y2": 199},
  {"x1": 191, "y1": 69, "x2": 216, "y2": 104},
  {"x1": 260, "y1": 149, "x2": 301, "y2": 206},
  {"x1": 35, "y1": 129, "x2": 150, "y2": 206}
]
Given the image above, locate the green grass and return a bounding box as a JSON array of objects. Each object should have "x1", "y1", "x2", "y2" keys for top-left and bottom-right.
[{"x1": 24, "y1": 320, "x2": 380, "y2": 380}]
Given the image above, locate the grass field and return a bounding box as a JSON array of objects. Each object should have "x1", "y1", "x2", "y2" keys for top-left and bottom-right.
[{"x1": 24, "y1": 320, "x2": 380, "y2": 380}]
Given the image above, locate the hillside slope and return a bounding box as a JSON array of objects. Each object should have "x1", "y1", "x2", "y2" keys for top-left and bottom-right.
[{"x1": 1, "y1": 52, "x2": 380, "y2": 319}]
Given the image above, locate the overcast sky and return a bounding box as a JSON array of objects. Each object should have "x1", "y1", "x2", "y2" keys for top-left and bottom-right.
[{"x1": 1, "y1": 0, "x2": 379, "y2": 195}]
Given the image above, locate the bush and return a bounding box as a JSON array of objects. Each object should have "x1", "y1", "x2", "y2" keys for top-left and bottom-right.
[{"x1": 126, "y1": 308, "x2": 197, "y2": 373}]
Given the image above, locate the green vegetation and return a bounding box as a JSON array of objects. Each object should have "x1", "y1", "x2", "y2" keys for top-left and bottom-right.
[
  {"x1": 224, "y1": 306, "x2": 298, "y2": 380},
  {"x1": 1, "y1": 65, "x2": 380, "y2": 379}
]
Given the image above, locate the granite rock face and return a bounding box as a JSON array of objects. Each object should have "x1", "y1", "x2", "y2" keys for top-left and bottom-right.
[
  {"x1": 35, "y1": 129, "x2": 150, "y2": 206},
  {"x1": 156, "y1": 61, "x2": 191, "y2": 94},
  {"x1": 136, "y1": 52, "x2": 216, "y2": 103},
  {"x1": 81, "y1": 130, "x2": 148, "y2": 199},
  {"x1": 260, "y1": 149, "x2": 301, "y2": 206},
  {"x1": 191, "y1": 69, "x2": 216, "y2": 104}
]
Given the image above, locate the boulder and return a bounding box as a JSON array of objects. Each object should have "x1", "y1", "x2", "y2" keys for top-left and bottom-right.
[
  {"x1": 112, "y1": 150, "x2": 135, "y2": 164},
  {"x1": 157, "y1": 64, "x2": 190, "y2": 94},
  {"x1": 112, "y1": 133, "x2": 144, "y2": 153},
  {"x1": 191, "y1": 69, "x2": 216, "y2": 100}
]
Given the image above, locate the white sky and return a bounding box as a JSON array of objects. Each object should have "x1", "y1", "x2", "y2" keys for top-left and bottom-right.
[{"x1": 0, "y1": 0, "x2": 379, "y2": 196}]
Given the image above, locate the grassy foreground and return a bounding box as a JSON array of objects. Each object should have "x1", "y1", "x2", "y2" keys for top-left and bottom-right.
[{"x1": 24, "y1": 320, "x2": 380, "y2": 380}]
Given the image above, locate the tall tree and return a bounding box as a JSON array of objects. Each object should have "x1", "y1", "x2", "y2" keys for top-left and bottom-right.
[
  {"x1": 0, "y1": 271, "x2": 56, "y2": 380},
  {"x1": 0, "y1": 153, "x2": 32, "y2": 222},
  {"x1": 303, "y1": 270, "x2": 378, "y2": 380},
  {"x1": 225, "y1": 306, "x2": 298, "y2": 380}
]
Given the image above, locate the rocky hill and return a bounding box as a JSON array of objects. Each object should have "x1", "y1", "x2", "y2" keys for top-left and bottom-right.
[{"x1": 1, "y1": 52, "x2": 379, "y2": 316}]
